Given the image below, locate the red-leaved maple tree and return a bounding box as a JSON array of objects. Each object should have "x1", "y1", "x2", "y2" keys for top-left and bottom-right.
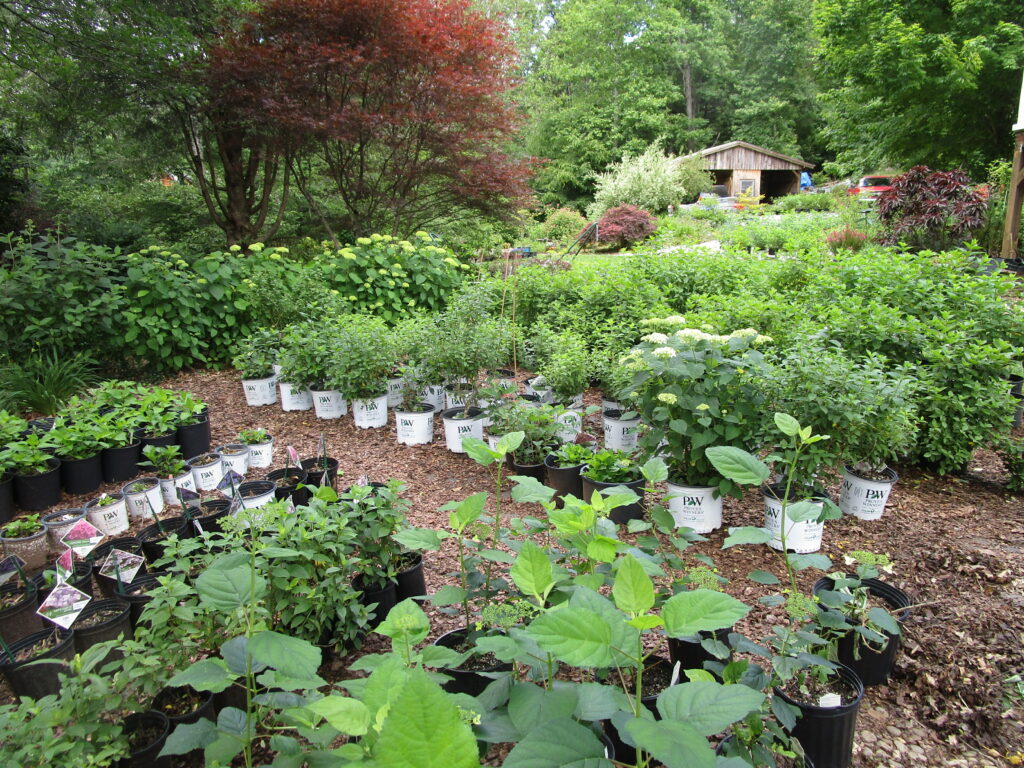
[{"x1": 208, "y1": 0, "x2": 531, "y2": 239}]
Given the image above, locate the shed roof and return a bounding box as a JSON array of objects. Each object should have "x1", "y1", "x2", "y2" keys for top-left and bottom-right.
[{"x1": 688, "y1": 140, "x2": 814, "y2": 170}]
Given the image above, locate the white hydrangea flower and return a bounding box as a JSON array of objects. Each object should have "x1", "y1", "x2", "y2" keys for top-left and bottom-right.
[
  {"x1": 643, "y1": 332, "x2": 669, "y2": 343},
  {"x1": 657, "y1": 392, "x2": 678, "y2": 404},
  {"x1": 653, "y1": 347, "x2": 677, "y2": 358},
  {"x1": 730, "y1": 328, "x2": 759, "y2": 339},
  {"x1": 754, "y1": 334, "x2": 773, "y2": 345},
  {"x1": 675, "y1": 328, "x2": 710, "y2": 342},
  {"x1": 695, "y1": 403, "x2": 710, "y2": 411}
]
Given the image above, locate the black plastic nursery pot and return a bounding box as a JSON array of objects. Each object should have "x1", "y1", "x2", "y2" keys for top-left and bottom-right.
[
  {"x1": 153, "y1": 684, "x2": 216, "y2": 726},
  {"x1": 581, "y1": 475, "x2": 645, "y2": 524},
  {"x1": 31, "y1": 561, "x2": 94, "y2": 604},
  {"x1": 14, "y1": 457, "x2": 62, "y2": 511},
  {"x1": 0, "y1": 628, "x2": 75, "y2": 699},
  {"x1": 301, "y1": 456, "x2": 340, "y2": 489},
  {"x1": 0, "y1": 583, "x2": 44, "y2": 643},
  {"x1": 601, "y1": 655, "x2": 674, "y2": 766},
  {"x1": 0, "y1": 473, "x2": 13, "y2": 526},
  {"x1": 812, "y1": 578, "x2": 912, "y2": 688},
  {"x1": 139, "y1": 517, "x2": 190, "y2": 563},
  {"x1": 395, "y1": 552, "x2": 427, "y2": 601},
  {"x1": 59, "y1": 451, "x2": 103, "y2": 495},
  {"x1": 774, "y1": 663, "x2": 864, "y2": 768},
  {"x1": 101, "y1": 441, "x2": 142, "y2": 484},
  {"x1": 267, "y1": 468, "x2": 310, "y2": 507},
  {"x1": 117, "y1": 572, "x2": 168, "y2": 629},
  {"x1": 508, "y1": 454, "x2": 547, "y2": 483},
  {"x1": 140, "y1": 431, "x2": 177, "y2": 450},
  {"x1": 667, "y1": 627, "x2": 732, "y2": 675},
  {"x1": 190, "y1": 499, "x2": 230, "y2": 535},
  {"x1": 70, "y1": 598, "x2": 133, "y2": 655},
  {"x1": 356, "y1": 578, "x2": 398, "y2": 629},
  {"x1": 177, "y1": 415, "x2": 211, "y2": 461},
  {"x1": 543, "y1": 454, "x2": 585, "y2": 507},
  {"x1": 433, "y1": 627, "x2": 514, "y2": 697},
  {"x1": 90, "y1": 536, "x2": 146, "y2": 598},
  {"x1": 117, "y1": 710, "x2": 171, "y2": 768}
]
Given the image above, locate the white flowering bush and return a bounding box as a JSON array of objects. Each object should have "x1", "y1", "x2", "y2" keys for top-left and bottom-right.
[
  {"x1": 587, "y1": 143, "x2": 713, "y2": 219},
  {"x1": 624, "y1": 320, "x2": 770, "y2": 495}
]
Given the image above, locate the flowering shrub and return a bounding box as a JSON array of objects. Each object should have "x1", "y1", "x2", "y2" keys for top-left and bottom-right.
[
  {"x1": 878, "y1": 165, "x2": 988, "y2": 251},
  {"x1": 588, "y1": 144, "x2": 712, "y2": 218},
  {"x1": 595, "y1": 204, "x2": 657, "y2": 249},
  {"x1": 825, "y1": 226, "x2": 869, "y2": 253},
  {"x1": 623, "y1": 319, "x2": 770, "y2": 495}
]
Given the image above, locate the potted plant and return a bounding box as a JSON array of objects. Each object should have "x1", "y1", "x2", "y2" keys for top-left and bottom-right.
[
  {"x1": 1, "y1": 514, "x2": 48, "y2": 570},
  {"x1": 187, "y1": 451, "x2": 224, "y2": 492},
  {"x1": 233, "y1": 329, "x2": 279, "y2": 406},
  {"x1": 274, "y1": 322, "x2": 315, "y2": 412},
  {"x1": 1, "y1": 434, "x2": 62, "y2": 511},
  {"x1": 94, "y1": 411, "x2": 143, "y2": 483},
  {"x1": 172, "y1": 391, "x2": 211, "y2": 458},
  {"x1": 217, "y1": 443, "x2": 251, "y2": 476},
  {"x1": 49, "y1": 417, "x2": 105, "y2": 495},
  {"x1": 237, "y1": 428, "x2": 274, "y2": 468},
  {"x1": 84, "y1": 492, "x2": 130, "y2": 537},
  {"x1": 506, "y1": 404, "x2": 561, "y2": 481},
  {"x1": 347, "y1": 480, "x2": 410, "y2": 628},
  {"x1": 121, "y1": 477, "x2": 165, "y2": 521},
  {"x1": 281, "y1": 320, "x2": 348, "y2": 419},
  {"x1": 41, "y1": 507, "x2": 86, "y2": 549},
  {"x1": 535, "y1": 329, "x2": 590, "y2": 410},
  {"x1": 544, "y1": 441, "x2": 594, "y2": 505},
  {"x1": 140, "y1": 445, "x2": 196, "y2": 507},
  {"x1": 391, "y1": 363, "x2": 437, "y2": 446},
  {"x1": 580, "y1": 449, "x2": 645, "y2": 523},
  {"x1": 625, "y1": 324, "x2": 769, "y2": 534},
  {"x1": 331, "y1": 315, "x2": 395, "y2": 429},
  {"x1": 135, "y1": 390, "x2": 181, "y2": 448},
  {"x1": 0, "y1": 627, "x2": 76, "y2": 699}
]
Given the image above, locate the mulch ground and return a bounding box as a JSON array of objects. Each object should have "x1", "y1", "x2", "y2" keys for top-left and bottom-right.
[{"x1": 3, "y1": 367, "x2": 1023, "y2": 767}]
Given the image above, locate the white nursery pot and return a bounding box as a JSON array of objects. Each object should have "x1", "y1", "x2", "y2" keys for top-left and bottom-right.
[
  {"x1": 190, "y1": 454, "x2": 224, "y2": 491},
  {"x1": 603, "y1": 409, "x2": 640, "y2": 452},
  {"x1": 386, "y1": 377, "x2": 404, "y2": 408},
  {"x1": 666, "y1": 483, "x2": 722, "y2": 534},
  {"x1": 160, "y1": 470, "x2": 196, "y2": 507},
  {"x1": 86, "y1": 495, "x2": 129, "y2": 536},
  {"x1": 839, "y1": 465, "x2": 898, "y2": 521},
  {"x1": 602, "y1": 398, "x2": 625, "y2": 412},
  {"x1": 247, "y1": 439, "x2": 274, "y2": 468},
  {"x1": 555, "y1": 408, "x2": 583, "y2": 443},
  {"x1": 218, "y1": 444, "x2": 251, "y2": 476},
  {"x1": 395, "y1": 405, "x2": 435, "y2": 446},
  {"x1": 280, "y1": 382, "x2": 313, "y2": 411},
  {"x1": 420, "y1": 384, "x2": 445, "y2": 411},
  {"x1": 762, "y1": 487, "x2": 825, "y2": 553},
  {"x1": 239, "y1": 483, "x2": 277, "y2": 510},
  {"x1": 122, "y1": 477, "x2": 165, "y2": 520},
  {"x1": 242, "y1": 375, "x2": 278, "y2": 406},
  {"x1": 353, "y1": 395, "x2": 389, "y2": 428},
  {"x1": 311, "y1": 389, "x2": 347, "y2": 419},
  {"x1": 442, "y1": 407, "x2": 484, "y2": 453},
  {"x1": 445, "y1": 387, "x2": 469, "y2": 411}
]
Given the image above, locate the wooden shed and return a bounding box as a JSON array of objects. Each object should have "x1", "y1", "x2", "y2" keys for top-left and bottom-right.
[{"x1": 689, "y1": 140, "x2": 814, "y2": 200}]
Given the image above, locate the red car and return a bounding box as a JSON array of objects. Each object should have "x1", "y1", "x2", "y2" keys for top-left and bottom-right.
[{"x1": 848, "y1": 175, "x2": 893, "y2": 198}]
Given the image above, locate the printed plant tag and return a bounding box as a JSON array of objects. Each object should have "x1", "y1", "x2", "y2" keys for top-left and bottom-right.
[
  {"x1": 60, "y1": 519, "x2": 104, "y2": 557},
  {"x1": 99, "y1": 549, "x2": 145, "y2": 585},
  {"x1": 176, "y1": 486, "x2": 201, "y2": 510},
  {"x1": 36, "y1": 583, "x2": 91, "y2": 629},
  {"x1": 286, "y1": 445, "x2": 300, "y2": 464},
  {"x1": 217, "y1": 469, "x2": 245, "y2": 496},
  {"x1": 55, "y1": 549, "x2": 74, "y2": 583},
  {"x1": 0, "y1": 554, "x2": 26, "y2": 587},
  {"x1": 818, "y1": 693, "x2": 842, "y2": 708},
  {"x1": 228, "y1": 494, "x2": 243, "y2": 516}
]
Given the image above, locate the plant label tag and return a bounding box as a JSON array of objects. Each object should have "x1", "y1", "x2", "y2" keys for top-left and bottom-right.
[
  {"x1": 60, "y1": 519, "x2": 104, "y2": 557},
  {"x1": 36, "y1": 583, "x2": 91, "y2": 629},
  {"x1": 818, "y1": 693, "x2": 842, "y2": 708},
  {"x1": 0, "y1": 554, "x2": 26, "y2": 587},
  {"x1": 286, "y1": 445, "x2": 300, "y2": 464},
  {"x1": 99, "y1": 549, "x2": 145, "y2": 584},
  {"x1": 55, "y1": 549, "x2": 74, "y2": 583},
  {"x1": 193, "y1": 519, "x2": 205, "y2": 535},
  {"x1": 217, "y1": 469, "x2": 245, "y2": 495},
  {"x1": 228, "y1": 494, "x2": 243, "y2": 516},
  {"x1": 176, "y1": 486, "x2": 201, "y2": 509}
]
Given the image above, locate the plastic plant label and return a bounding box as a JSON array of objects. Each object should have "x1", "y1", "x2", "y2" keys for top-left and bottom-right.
[
  {"x1": 193, "y1": 519, "x2": 205, "y2": 535},
  {"x1": 55, "y1": 549, "x2": 74, "y2": 583},
  {"x1": 36, "y1": 583, "x2": 91, "y2": 629},
  {"x1": 176, "y1": 486, "x2": 201, "y2": 510},
  {"x1": 286, "y1": 445, "x2": 300, "y2": 464},
  {"x1": 818, "y1": 693, "x2": 842, "y2": 708},
  {"x1": 99, "y1": 549, "x2": 145, "y2": 585},
  {"x1": 0, "y1": 554, "x2": 26, "y2": 587},
  {"x1": 60, "y1": 519, "x2": 104, "y2": 557},
  {"x1": 228, "y1": 494, "x2": 243, "y2": 516},
  {"x1": 217, "y1": 469, "x2": 245, "y2": 496}
]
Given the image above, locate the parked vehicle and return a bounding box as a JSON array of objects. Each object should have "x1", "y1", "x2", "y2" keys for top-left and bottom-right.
[{"x1": 848, "y1": 175, "x2": 893, "y2": 198}]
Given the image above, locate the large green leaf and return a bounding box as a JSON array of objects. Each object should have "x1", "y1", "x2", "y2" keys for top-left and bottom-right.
[
  {"x1": 640, "y1": 457, "x2": 668, "y2": 484},
  {"x1": 773, "y1": 413, "x2": 801, "y2": 437},
  {"x1": 375, "y1": 598, "x2": 431, "y2": 647},
  {"x1": 569, "y1": 588, "x2": 639, "y2": 667},
  {"x1": 612, "y1": 554, "x2": 655, "y2": 616},
  {"x1": 462, "y1": 437, "x2": 500, "y2": 466},
  {"x1": 372, "y1": 668, "x2": 480, "y2": 768},
  {"x1": 624, "y1": 717, "x2": 714, "y2": 768},
  {"x1": 394, "y1": 527, "x2": 447, "y2": 551},
  {"x1": 431, "y1": 584, "x2": 468, "y2": 607},
  {"x1": 306, "y1": 695, "x2": 370, "y2": 736},
  {"x1": 496, "y1": 431, "x2": 525, "y2": 455},
  {"x1": 722, "y1": 526, "x2": 772, "y2": 549},
  {"x1": 503, "y1": 717, "x2": 612, "y2": 768},
  {"x1": 196, "y1": 565, "x2": 265, "y2": 611},
  {"x1": 249, "y1": 630, "x2": 322, "y2": 680},
  {"x1": 662, "y1": 590, "x2": 751, "y2": 638},
  {"x1": 166, "y1": 658, "x2": 235, "y2": 693},
  {"x1": 511, "y1": 541, "x2": 555, "y2": 601},
  {"x1": 704, "y1": 447, "x2": 769, "y2": 486},
  {"x1": 512, "y1": 475, "x2": 557, "y2": 504},
  {"x1": 656, "y1": 681, "x2": 764, "y2": 736},
  {"x1": 158, "y1": 718, "x2": 218, "y2": 757},
  {"x1": 526, "y1": 606, "x2": 614, "y2": 668},
  {"x1": 446, "y1": 492, "x2": 487, "y2": 531},
  {"x1": 508, "y1": 683, "x2": 578, "y2": 735}
]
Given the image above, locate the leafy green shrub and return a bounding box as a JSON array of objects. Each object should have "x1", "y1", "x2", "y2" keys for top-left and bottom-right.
[
  {"x1": 232, "y1": 329, "x2": 279, "y2": 379},
  {"x1": 720, "y1": 213, "x2": 837, "y2": 255},
  {"x1": 0, "y1": 350, "x2": 99, "y2": 415},
  {"x1": 329, "y1": 315, "x2": 396, "y2": 399},
  {"x1": 772, "y1": 194, "x2": 836, "y2": 213},
  {"x1": 588, "y1": 144, "x2": 712, "y2": 218},
  {"x1": 536, "y1": 329, "x2": 591, "y2": 403},
  {"x1": 538, "y1": 207, "x2": 587, "y2": 243}
]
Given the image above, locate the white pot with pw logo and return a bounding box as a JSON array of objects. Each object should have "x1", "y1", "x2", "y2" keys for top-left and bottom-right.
[
  {"x1": 420, "y1": 384, "x2": 446, "y2": 411},
  {"x1": 242, "y1": 375, "x2": 278, "y2": 406},
  {"x1": 441, "y1": 407, "x2": 484, "y2": 453},
  {"x1": 310, "y1": 389, "x2": 347, "y2": 419},
  {"x1": 762, "y1": 485, "x2": 826, "y2": 554},
  {"x1": 279, "y1": 381, "x2": 313, "y2": 411},
  {"x1": 395, "y1": 403, "x2": 435, "y2": 445},
  {"x1": 839, "y1": 465, "x2": 898, "y2": 520},
  {"x1": 666, "y1": 483, "x2": 722, "y2": 534},
  {"x1": 353, "y1": 394, "x2": 389, "y2": 429},
  {"x1": 603, "y1": 409, "x2": 641, "y2": 452},
  {"x1": 386, "y1": 377, "x2": 404, "y2": 409}
]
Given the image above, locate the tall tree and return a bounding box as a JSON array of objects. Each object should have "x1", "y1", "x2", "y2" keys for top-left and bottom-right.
[
  {"x1": 815, "y1": 0, "x2": 1024, "y2": 177},
  {"x1": 214, "y1": 0, "x2": 530, "y2": 239}
]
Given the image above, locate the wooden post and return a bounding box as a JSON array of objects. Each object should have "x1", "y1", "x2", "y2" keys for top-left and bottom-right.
[{"x1": 1002, "y1": 73, "x2": 1024, "y2": 260}]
